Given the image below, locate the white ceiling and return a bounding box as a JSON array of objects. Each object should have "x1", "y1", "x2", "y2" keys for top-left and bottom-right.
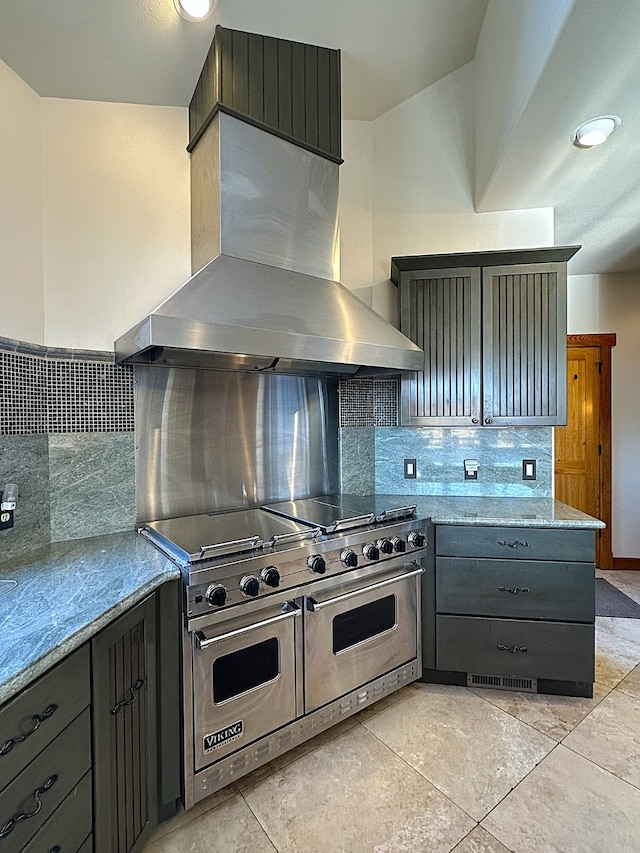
[
  {"x1": 0, "y1": 0, "x2": 638, "y2": 276},
  {"x1": 0, "y1": 0, "x2": 487, "y2": 121}
]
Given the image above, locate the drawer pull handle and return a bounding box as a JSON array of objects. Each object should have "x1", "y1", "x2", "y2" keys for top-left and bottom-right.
[
  {"x1": 0, "y1": 774, "x2": 58, "y2": 838},
  {"x1": 48, "y1": 847, "x2": 61, "y2": 853},
  {"x1": 0, "y1": 704, "x2": 58, "y2": 756},
  {"x1": 498, "y1": 586, "x2": 530, "y2": 595},
  {"x1": 497, "y1": 540, "x2": 529, "y2": 549},
  {"x1": 497, "y1": 644, "x2": 528, "y2": 654},
  {"x1": 111, "y1": 679, "x2": 144, "y2": 715}
]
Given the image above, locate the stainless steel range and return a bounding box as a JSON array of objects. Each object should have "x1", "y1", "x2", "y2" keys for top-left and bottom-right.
[{"x1": 140, "y1": 495, "x2": 426, "y2": 808}]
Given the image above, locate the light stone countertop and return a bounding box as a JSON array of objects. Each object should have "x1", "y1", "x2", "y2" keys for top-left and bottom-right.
[
  {"x1": 0, "y1": 496, "x2": 602, "y2": 707},
  {"x1": 404, "y1": 495, "x2": 605, "y2": 529},
  {"x1": 0, "y1": 531, "x2": 179, "y2": 706}
]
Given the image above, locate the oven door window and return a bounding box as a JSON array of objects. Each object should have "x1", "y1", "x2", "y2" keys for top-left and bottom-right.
[
  {"x1": 332, "y1": 594, "x2": 397, "y2": 654},
  {"x1": 212, "y1": 637, "x2": 280, "y2": 704}
]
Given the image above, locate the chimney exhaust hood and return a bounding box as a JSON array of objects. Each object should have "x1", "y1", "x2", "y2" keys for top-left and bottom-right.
[{"x1": 114, "y1": 27, "x2": 423, "y2": 377}]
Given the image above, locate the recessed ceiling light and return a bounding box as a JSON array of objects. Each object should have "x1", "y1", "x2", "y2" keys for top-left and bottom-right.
[
  {"x1": 572, "y1": 115, "x2": 621, "y2": 148},
  {"x1": 174, "y1": 0, "x2": 219, "y2": 22}
]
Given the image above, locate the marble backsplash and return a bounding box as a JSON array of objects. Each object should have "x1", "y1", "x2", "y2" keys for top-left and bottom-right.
[
  {"x1": 1, "y1": 433, "x2": 136, "y2": 560},
  {"x1": 341, "y1": 426, "x2": 553, "y2": 497}
]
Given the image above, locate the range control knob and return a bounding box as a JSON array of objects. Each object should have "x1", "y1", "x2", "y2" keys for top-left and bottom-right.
[
  {"x1": 341, "y1": 548, "x2": 358, "y2": 568},
  {"x1": 261, "y1": 566, "x2": 281, "y2": 588},
  {"x1": 377, "y1": 538, "x2": 394, "y2": 555},
  {"x1": 240, "y1": 575, "x2": 260, "y2": 597},
  {"x1": 391, "y1": 536, "x2": 406, "y2": 553},
  {"x1": 408, "y1": 531, "x2": 426, "y2": 548},
  {"x1": 307, "y1": 554, "x2": 326, "y2": 574},
  {"x1": 362, "y1": 543, "x2": 380, "y2": 561},
  {"x1": 206, "y1": 584, "x2": 227, "y2": 607}
]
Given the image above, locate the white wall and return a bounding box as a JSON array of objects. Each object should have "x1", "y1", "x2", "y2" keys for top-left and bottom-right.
[
  {"x1": 568, "y1": 273, "x2": 640, "y2": 559},
  {"x1": 369, "y1": 63, "x2": 554, "y2": 322},
  {"x1": 0, "y1": 60, "x2": 44, "y2": 343},
  {"x1": 41, "y1": 99, "x2": 191, "y2": 351},
  {"x1": 339, "y1": 121, "x2": 373, "y2": 307}
]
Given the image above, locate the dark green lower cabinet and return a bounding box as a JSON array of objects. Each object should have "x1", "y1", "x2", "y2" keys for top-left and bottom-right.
[{"x1": 92, "y1": 581, "x2": 181, "y2": 853}]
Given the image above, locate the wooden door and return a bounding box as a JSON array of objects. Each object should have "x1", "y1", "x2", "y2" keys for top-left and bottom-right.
[
  {"x1": 554, "y1": 337, "x2": 614, "y2": 569},
  {"x1": 555, "y1": 347, "x2": 600, "y2": 515}
]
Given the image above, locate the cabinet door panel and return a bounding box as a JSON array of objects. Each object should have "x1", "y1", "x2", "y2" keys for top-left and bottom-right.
[
  {"x1": 0, "y1": 645, "x2": 90, "y2": 790},
  {"x1": 92, "y1": 594, "x2": 157, "y2": 853},
  {"x1": 398, "y1": 267, "x2": 481, "y2": 426},
  {"x1": 435, "y1": 525, "x2": 595, "y2": 563},
  {"x1": 436, "y1": 557, "x2": 594, "y2": 622},
  {"x1": 482, "y1": 263, "x2": 567, "y2": 425},
  {"x1": 436, "y1": 615, "x2": 594, "y2": 682}
]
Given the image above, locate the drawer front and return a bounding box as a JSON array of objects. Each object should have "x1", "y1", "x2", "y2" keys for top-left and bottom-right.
[
  {"x1": 77, "y1": 837, "x2": 93, "y2": 853},
  {"x1": 436, "y1": 615, "x2": 595, "y2": 683},
  {"x1": 0, "y1": 645, "x2": 90, "y2": 790},
  {"x1": 21, "y1": 770, "x2": 92, "y2": 853},
  {"x1": 435, "y1": 525, "x2": 595, "y2": 563},
  {"x1": 436, "y1": 558, "x2": 594, "y2": 622},
  {"x1": 0, "y1": 708, "x2": 91, "y2": 852}
]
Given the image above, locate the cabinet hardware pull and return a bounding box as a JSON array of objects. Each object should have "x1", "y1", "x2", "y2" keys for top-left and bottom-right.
[
  {"x1": 497, "y1": 644, "x2": 528, "y2": 654},
  {"x1": 497, "y1": 540, "x2": 529, "y2": 548},
  {"x1": 48, "y1": 847, "x2": 61, "y2": 853},
  {"x1": 498, "y1": 586, "x2": 530, "y2": 594},
  {"x1": 111, "y1": 679, "x2": 145, "y2": 715},
  {"x1": 0, "y1": 774, "x2": 58, "y2": 837},
  {"x1": 0, "y1": 704, "x2": 58, "y2": 756}
]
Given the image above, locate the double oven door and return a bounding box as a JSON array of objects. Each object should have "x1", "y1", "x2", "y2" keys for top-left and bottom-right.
[
  {"x1": 191, "y1": 601, "x2": 302, "y2": 770},
  {"x1": 189, "y1": 559, "x2": 422, "y2": 774}
]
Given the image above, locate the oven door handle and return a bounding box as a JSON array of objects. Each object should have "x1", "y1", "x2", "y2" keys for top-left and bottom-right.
[
  {"x1": 305, "y1": 565, "x2": 424, "y2": 613},
  {"x1": 194, "y1": 604, "x2": 300, "y2": 649}
]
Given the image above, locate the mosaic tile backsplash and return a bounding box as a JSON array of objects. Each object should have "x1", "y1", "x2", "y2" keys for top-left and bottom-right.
[
  {"x1": 1, "y1": 337, "x2": 135, "y2": 557},
  {"x1": 0, "y1": 337, "x2": 133, "y2": 435}
]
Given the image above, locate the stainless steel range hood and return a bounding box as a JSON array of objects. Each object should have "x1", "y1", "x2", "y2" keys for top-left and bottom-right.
[
  {"x1": 115, "y1": 31, "x2": 422, "y2": 377},
  {"x1": 115, "y1": 252, "x2": 423, "y2": 376}
]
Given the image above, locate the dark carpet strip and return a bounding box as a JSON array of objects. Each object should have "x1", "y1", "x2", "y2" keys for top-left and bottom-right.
[{"x1": 595, "y1": 578, "x2": 640, "y2": 618}]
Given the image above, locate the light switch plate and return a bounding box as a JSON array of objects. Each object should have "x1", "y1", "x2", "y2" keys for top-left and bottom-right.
[
  {"x1": 464, "y1": 459, "x2": 478, "y2": 481},
  {"x1": 404, "y1": 458, "x2": 417, "y2": 479},
  {"x1": 522, "y1": 459, "x2": 537, "y2": 480}
]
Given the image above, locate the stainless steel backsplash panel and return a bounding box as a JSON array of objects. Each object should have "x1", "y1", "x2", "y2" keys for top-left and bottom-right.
[{"x1": 135, "y1": 366, "x2": 339, "y2": 522}]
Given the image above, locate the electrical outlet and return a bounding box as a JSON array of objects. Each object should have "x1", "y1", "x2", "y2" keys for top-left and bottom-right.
[
  {"x1": 404, "y1": 458, "x2": 417, "y2": 479},
  {"x1": 522, "y1": 459, "x2": 537, "y2": 480}
]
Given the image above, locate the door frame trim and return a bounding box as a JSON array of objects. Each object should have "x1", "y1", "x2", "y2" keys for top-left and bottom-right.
[{"x1": 565, "y1": 334, "x2": 616, "y2": 569}]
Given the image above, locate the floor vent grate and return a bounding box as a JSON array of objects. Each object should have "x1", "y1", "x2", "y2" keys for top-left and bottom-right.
[{"x1": 467, "y1": 673, "x2": 537, "y2": 692}]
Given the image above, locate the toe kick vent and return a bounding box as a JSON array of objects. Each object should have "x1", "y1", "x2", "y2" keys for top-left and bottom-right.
[{"x1": 467, "y1": 673, "x2": 537, "y2": 692}]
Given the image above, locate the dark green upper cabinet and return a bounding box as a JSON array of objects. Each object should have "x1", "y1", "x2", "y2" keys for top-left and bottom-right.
[
  {"x1": 188, "y1": 26, "x2": 342, "y2": 163},
  {"x1": 392, "y1": 246, "x2": 580, "y2": 427}
]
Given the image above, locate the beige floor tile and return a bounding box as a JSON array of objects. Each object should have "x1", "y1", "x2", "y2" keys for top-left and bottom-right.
[
  {"x1": 235, "y1": 716, "x2": 359, "y2": 792},
  {"x1": 470, "y1": 682, "x2": 608, "y2": 742},
  {"x1": 452, "y1": 826, "x2": 513, "y2": 853},
  {"x1": 594, "y1": 617, "x2": 640, "y2": 690},
  {"x1": 362, "y1": 683, "x2": 554, "y2": 821},
  {"x1": 143, "y1": 793, "x2": 276, "y2": 853},
  {"x1": 145, "y1": 783, "x2": 238, "y2": 844},
  {"x1": 483, "y1": 744, "x2": 640, "y2": 853},
  {"x1": 618, "y1": 662, "x2": 640, "y2": 701},
  {"x1": 243, "y1": 723, "x2": 475, "y2": 853},
  {"x1": 563, "y1": 689, "x2": 640, "y2": 788}
]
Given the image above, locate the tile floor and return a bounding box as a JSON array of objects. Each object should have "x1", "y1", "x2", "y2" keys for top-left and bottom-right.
[{"x1": 145, "y1": 571, "x2": 640, "y2": 853}]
